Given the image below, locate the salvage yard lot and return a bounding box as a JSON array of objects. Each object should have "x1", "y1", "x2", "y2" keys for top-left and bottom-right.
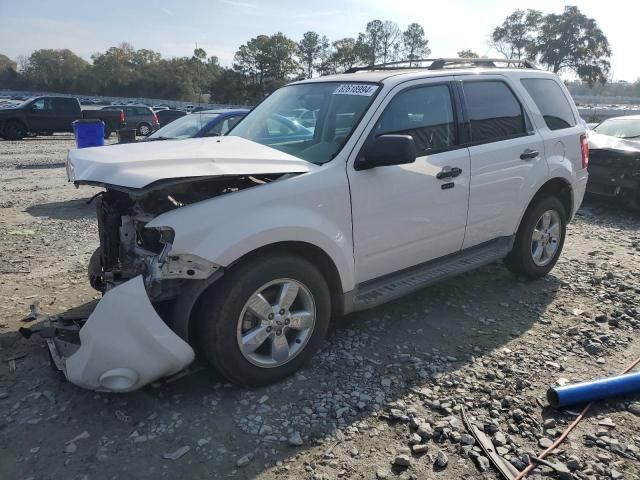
[{"x1": 0, "y1": 135, "x2": 639, "y2": 480}]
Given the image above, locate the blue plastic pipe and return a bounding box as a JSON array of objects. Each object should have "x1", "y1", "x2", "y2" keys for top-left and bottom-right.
[{"x1": 547, "y1": 371, "x2": 640, "y2": 408}]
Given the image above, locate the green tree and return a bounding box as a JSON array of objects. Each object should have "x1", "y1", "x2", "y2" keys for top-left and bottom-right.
[
  {"x1": 402, "y1": 23, "x2": 430, "y2": 65},
  {"x1": 491, "y1": 9, "x2": 542, "y2": 60},
  {"x1": 22, "y1": 49, "x2": 88, "y2": 93},
  {"x1": 297, "y1": 31, "x2": 322, "y2": 78},
  {"x1": 457, "y1": 50, "x2": 479, "y2": 58},
  {"x1": 210, "y1": 68, "x2": 247, "y2": 104},
  {"x1": 0, "y1": 54, "x2": 19, "y2": 88},
  {"x1": 379, "y1": 21, "x2": 401, "y2": 64},
  {"x1": 315, "y1": 36, "x2": 333, "y2": 76},
  {"x1": 532, "y1": 6, "x2": 611, "y2": 85},
  {"x1": 330, "y1": 38, "x2": 358, "y2": 72},
  {"x1": 357, "y1": 20, "x2": 384, "y2": 65}
]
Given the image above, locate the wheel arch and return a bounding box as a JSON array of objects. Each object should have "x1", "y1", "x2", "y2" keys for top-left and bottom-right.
[
  {"x1": 516, "y1": 177, "x2": 573, "y2": 233},
  {"x1": 171, "y1": 241, "x2": 346, "y2": 345}
]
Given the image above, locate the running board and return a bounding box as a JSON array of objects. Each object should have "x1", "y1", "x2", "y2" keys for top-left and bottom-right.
[{"x1": 352, "y1": 236, "x2": 514, "y2": 311}]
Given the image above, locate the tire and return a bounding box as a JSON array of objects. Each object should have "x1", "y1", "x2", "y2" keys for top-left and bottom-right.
[
  {"x1": 3, "y1": 120, "x2": 27, "y2": 140},
  {"x1": 197, "y1": 253, "x2": 331, "y2": 386},
  {"x1": 103, "y1": 125, "x2": 112, "y2": 139},
  {"x1": 137, "y1": 123, "x2": 151, "y2": 136},
  {"x1": 88, "y1": 247, "x2": 105, "y2": 292},
  {"x1": 505, "y1": 196, "x2": 567, "y2": 279}
]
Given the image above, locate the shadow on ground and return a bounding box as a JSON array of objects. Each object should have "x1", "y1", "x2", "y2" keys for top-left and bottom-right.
[
  {"x1": 0, "y1": 262, "x2": 561, "y2": 479},
  {"x1": 26, "y1": 197, "x2": 95, "y2": 220}
]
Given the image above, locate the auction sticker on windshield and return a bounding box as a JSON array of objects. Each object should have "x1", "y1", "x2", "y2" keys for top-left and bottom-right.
[{"x1": 333, "y1": 84, "x2": 378, "y2": 96}]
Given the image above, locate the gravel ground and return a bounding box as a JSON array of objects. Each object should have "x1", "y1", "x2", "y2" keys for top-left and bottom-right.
[{"x1": 0, "y1": 134, "x2": 639, "y2": 480}]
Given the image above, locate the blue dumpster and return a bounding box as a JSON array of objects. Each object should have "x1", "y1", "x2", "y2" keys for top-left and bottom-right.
[{"x1": 72, "y1": 119, "x2": 105, "y2": 148}]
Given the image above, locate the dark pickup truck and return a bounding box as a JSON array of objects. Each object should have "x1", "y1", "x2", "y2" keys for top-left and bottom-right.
[{"x1": 0, "y1": 96, "x2": 126, "y2": 140}]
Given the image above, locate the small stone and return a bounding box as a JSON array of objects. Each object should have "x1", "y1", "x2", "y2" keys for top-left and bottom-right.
[
  {"x1": 417, "y1": 423, "x2": 433, "y2": 439},
  {"x1": 288, "y1": 432, "x2": 303, "y2": 447},
  {"x1": 236, "y1": 453, "x2": 254, "y2": 468},
  {"x1": 435, "y1": 450, "x2": 448, "y2": 468},
  {"x1": 258, "y1": 395, "x2": 269, "y2": 404},
  {"x1": 628, "y1": 402, "x2": 640, "y2": 416},
  {"x1": 394, "y1": 454, "x2": 411, "y2": 467},
  {"x1": 460, "y1": 434, "x2": 475, "y2": 446},
  {"x1": 376, "y1": 469, "x2": 390, "y2": 480},
  {"x1": 412, "y1": 444, "x2": 429, "y2": 454},
  {"x1": 539, "y1": 437, "x2": 554, "y2": 449},
  {"x1": 585, "y1": 342, "x2": 603, "y2": 356},
  {"x1": 197, "y1": 438, "x2": 210, "y2": 447},
  {"x1": 162, "y1": 445, "x2": 190, "y2": 460},
  {"x1": 408, "y1": 433, "x2": 422, "y2": 445},
  {"x1": 492, "y1": 431, "x2": 507, "y2": 447},
  {"x1": 381, "y1": 378, "x2": 391, "y2": 387},
  {"x1": 0, "y1": 392, "x2": 8, "y2": 400},
  {"x1": 64, "y1": 442, "x2": 77, "y2": 454},
  {"x1": 598, "y1": 418, "x2": 615, "y2": 428},
  {"x1": 475, "y1": 455, "x2": 490, "y2": 472}
]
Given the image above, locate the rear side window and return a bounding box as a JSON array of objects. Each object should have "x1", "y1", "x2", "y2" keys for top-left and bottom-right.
[
  {"x1": 136, "y1": 107, "x2": 150, "y2": 116},
  {"x1": 463, "y1": 81, "x2": 526, "y2": 144},
  {"x1": 521, "y1": 78, "x2": 576, "y2": 131},
  {"x1": 376, "y1": 84, "x2": 456, "y2": 154}
]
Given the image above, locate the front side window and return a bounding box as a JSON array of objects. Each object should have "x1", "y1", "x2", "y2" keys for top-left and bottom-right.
[
  {"x1": 521, "y1": 78, "x2": 576, "y2": 131},
  {"x1": 463, "y1": 81, "x2": 526, "y2": 144},
  {"x1": 31, "y1": 99, "x2": 46, "y2": 111},
  {"x1": 229, "y1": 82, "x2": 379, "y2": 164},
  {"x1": 375, "y1": 84, "x2": 456, "y2": 154}
]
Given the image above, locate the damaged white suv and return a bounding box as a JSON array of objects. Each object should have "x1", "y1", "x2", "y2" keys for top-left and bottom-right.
[{"x1": 47, "y1": 59, "x2": 588, "y2": 392}]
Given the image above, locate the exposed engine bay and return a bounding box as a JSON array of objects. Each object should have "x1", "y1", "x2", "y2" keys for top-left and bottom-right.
[{"x1": 90, "y1": 174, "x2": 284, "y2": 297}]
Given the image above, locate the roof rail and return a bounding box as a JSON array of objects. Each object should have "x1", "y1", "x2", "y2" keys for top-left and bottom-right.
[{"x1": 345, "y1": 58, "x2": 538, "y2": 74}]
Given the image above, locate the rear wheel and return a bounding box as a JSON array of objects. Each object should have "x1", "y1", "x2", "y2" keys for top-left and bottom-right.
[
  {"x1": 505, "y1": 196, "x2": 567, "y2": 279},
  {"x1": 137, "y1": 123, "x2": 151, "y2": 136},
  {"x1": 197, "y1": 253, "x2": 331, "y2": 386},
  {"x1": 4, "y1": 120, "x2": 27, "y2": 140}
]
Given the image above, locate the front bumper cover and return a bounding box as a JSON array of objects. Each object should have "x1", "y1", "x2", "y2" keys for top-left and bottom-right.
[{"x1": 46, "y1": 275, "x2": 194, "y2": 392}]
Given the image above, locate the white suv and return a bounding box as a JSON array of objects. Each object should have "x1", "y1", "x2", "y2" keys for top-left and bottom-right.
[{"x1": 52, "y1": 58, "x2": 588, "y2": 391}]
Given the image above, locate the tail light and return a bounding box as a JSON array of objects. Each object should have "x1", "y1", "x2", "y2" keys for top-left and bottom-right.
[
  {"x1": 580, "y1": 134, "x2": 589, "y2": 169},
  {"x1": 153, "y1": 112, "x2": 159, "y2": 126},
  {"x1": 119, "y1": 110, "x2": 125, "y2": 124}
]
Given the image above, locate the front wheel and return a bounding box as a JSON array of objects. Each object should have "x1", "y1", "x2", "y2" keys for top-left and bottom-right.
[
  {"x1": 197, "y1": 254, "x2": 331, "y2": 386},
  {"x1": 137, "y1": 123, "x2": 151, "y2": 136},
  {"x1": 505, "y1": 196, "x2": 567, "y2": 279},
  {"x1": 3, "y1": 120, "x2": 27, "y2": 140}
]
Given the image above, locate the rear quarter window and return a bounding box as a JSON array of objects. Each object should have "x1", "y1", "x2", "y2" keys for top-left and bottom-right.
[{"x1": 521, "y1": 78, "x2": 576, "y2": 131}]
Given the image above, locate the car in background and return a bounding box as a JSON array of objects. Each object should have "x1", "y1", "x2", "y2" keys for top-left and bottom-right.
[
  {"x1": 153, "y1": 106, "x2": 170, "y2": 112},
  {"x1": 284, "y1": 108, "x2": 318, "y2": 129},
  {"x1": 587, "y1": 115, "x2": 640, "y2": 208},
  {"x1": 101, "y1": 104, "x2": 159, "y2": 136},
  {"x1": 0, "y1": 96, "x2": 125, "y2": 140},
  {"x1": 156, "y1": 109, "x2": 187, "y2": 128},
  {"x1": 146, "y1": 109, "x2": 249, "y2": 140}
]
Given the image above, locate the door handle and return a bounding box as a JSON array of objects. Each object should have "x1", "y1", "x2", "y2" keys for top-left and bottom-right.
[
  {"x1": 520, "y1": 149, "x2": 539, "y2": 160},
  {"x1": 436, "y1": 166, "x2": 462, "y2": 180}
]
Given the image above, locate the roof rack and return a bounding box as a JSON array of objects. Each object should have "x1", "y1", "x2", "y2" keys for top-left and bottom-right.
[{"x1": 345, "y1": 58, "x2": 538, "y2": 74}]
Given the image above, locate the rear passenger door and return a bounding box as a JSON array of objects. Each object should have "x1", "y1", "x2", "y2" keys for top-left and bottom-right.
[{"x1": 458, "y1": 76, "x2": 547, "y2": 249}]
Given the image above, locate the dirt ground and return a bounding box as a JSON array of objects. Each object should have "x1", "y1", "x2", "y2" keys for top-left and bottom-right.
[{"x1": 0, "y1": 134, "x2": 638, "y2": 480}]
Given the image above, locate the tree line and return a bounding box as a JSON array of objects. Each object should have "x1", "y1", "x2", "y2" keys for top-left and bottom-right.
[{"x1": 0, "y1": 6, "x2": 620, "y2": 105}]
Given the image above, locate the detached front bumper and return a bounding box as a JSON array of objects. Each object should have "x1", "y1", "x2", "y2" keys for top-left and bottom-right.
[{"x1": 44, "y1": 275, "x2": 194, "y2": 392}]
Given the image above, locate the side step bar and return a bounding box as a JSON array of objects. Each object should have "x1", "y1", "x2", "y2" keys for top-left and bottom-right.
[{"x1": 351, "y1": 236, "x2": 514, "y2": 311}]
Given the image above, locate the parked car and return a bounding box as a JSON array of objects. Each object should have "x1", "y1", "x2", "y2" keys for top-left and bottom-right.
[
  {"x1": 284, "y1": 108, "x2": 318, "y2": 129},
  {"x1": 586, "y1": 115, "x2": 640, "y2": 208},
  {"x1": 48, "y1": 58, "x2": 587, "y2": 392},
  {"x1": 0, "y1": 96, "x2": 125, "y2": 140},
  {"x1": 101, "y1": 104, "x2": 159, "y2": 136},
  {"x1": 147, "y1": 109, "x2": 249, "y2": 140},
  {"x1": 156, "y1": 109, "x2": 187, "y2": 128}
]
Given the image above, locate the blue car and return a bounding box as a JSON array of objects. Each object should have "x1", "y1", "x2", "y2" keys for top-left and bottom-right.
[{"x1": 145, "y1": 109, "x2": 314, "y2": 146}]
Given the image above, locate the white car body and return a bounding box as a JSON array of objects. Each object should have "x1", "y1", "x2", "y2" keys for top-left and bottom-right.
[{"x1": 50, "y1": 62, "x2": 587, "y2": 391}]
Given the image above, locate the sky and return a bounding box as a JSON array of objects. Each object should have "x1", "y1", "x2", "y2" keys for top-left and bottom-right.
[{"x1": 1, "y1": 0, "x2": 638, "y2": 81}]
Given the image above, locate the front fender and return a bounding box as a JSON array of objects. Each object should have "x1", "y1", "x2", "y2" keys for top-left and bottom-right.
[{"x1": 146, "y1": 169, "x2": 355, "y2": 292}]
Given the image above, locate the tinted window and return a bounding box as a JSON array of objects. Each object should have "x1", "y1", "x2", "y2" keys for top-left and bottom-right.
[
  {"x1": 53, "y1": 98, "x2": 77, "y2": 113},
  {"x1": 521, "y1": 78, "x2": 576, "y2": 131},
  {"x1": 463, "y1": 81, "x2": 526, "y2": 143},
  {"x1": 136, "y1": 107, "x2": 150, "y2": 116},
  {"x1": 376, "y1": 84, "x2": 456, "y2": 154}
]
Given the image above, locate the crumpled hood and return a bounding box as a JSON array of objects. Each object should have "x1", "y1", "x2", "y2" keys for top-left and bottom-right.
[
  {"x1": 66, "y1": 136, "x2": 314, "y2": 189},
  {"x1": 588, "y1": 131, "x2": 640, "y2": 153}
]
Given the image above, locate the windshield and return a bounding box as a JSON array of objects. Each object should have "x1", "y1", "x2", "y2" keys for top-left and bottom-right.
[
  {"x1": 148, "y1": 113, "x2": 219, "y2": 139},
  {"x1": 594, "y1": 118, "x2": 640, "y2": 139},
  {"x1": 229, "y1": 82, "x2": 379, "y2": 164}
]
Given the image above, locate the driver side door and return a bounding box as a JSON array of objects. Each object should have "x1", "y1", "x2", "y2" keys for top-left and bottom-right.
[{"x1": 347, "y1": 78, "x2": 471, "y2": 283}]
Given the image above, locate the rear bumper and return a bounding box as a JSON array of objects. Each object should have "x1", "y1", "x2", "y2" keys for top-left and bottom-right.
[{"x1": 45, "y1": 275, "x2": 194, "y2": 392}]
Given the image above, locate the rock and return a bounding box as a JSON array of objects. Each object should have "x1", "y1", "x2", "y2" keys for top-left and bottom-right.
[
  {"x1": 584, "y1": 342, "x2": 603, "y2": 356},
  {"x1": 288, "y1": 431, "x2": 303, "y2": 447},
  {"x1": 417, "y1": 423, "x2": 433, "y2": 440},
  {"x1": 408, "y1": 433, "x2": 422, "y2": 445},
  {"x1": 598, "y1": 418, "x2": 615, "y2": 428},
  {"x1": 376, "y1": 469, "x2": 390, "y2": 480},
  {"x1": 628, "y1": 402, "x2": 640, "y2": 416},
  {"x1": 68, "y1": 431, "x2": 90, "y2": 443},
  {"x1": 412, "y1": 444, "x2": 428, "y2": 454},
  {"x1": 162, "y1": 445, "x2": 190, "y2": 460},
  {"x1": 475, "y1": 455, "x2": 490, "y2": 472},
  {"x1": 236, "y1": 453, "x2": 254, "y2": 468},
  {"x1": 64, "y1": 442, "x2": 77, "y2": 454},
  {"x1": 197, "y1": 438, "x2": 210, "y2": 447},
  {"x1": 566, "y1": 455, "x2": 581, "y2": 470},
  {"x1": 435, "y1": 450, "x2": 448, "y2": 468},
  {"x1": 0, "y1": 392, "x2": 8, "y2": 400},
  {"x1": 460, "y1": 434, "x2": 475, "y2": 446},
  {"x1": 538, "y1": 437, "x2": 554, "y2": 449},
  {"x1": 492, "y1": 431, "x2": 507, "y2": 447},
  {"x1": 394, "y1": 454, "x2": 411, "y2": 467}
]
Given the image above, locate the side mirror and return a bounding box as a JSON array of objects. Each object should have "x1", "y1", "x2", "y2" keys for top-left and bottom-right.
[{"x1": 354, "y1": 134, "x2": 417, "y2": 171}]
